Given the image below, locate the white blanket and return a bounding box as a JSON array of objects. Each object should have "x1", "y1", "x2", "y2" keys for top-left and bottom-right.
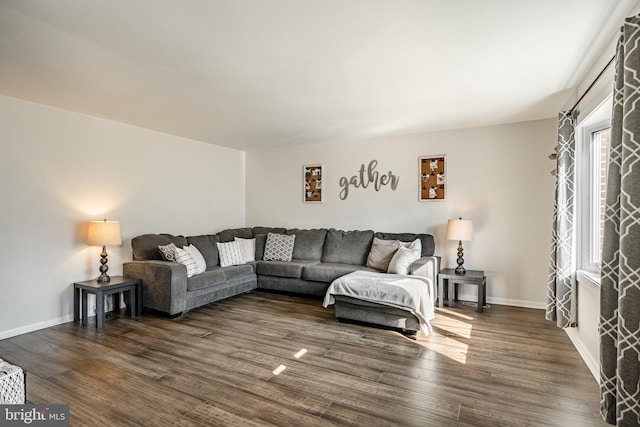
[{"x1": 323, "y1": 271, "x2": 435, "y2": 335}]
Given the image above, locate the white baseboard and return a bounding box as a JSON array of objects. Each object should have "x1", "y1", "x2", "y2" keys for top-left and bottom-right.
[
  {"x1": 455, "y1": 292, "x2": 546, "y2": 309},
  {"x1": 0, "y1": 303, "x2": 117, "y2": 340},
  {"x1": 0, "y1": 295, "x2": 131, "y2": 340},
  {"x1": 0, "y1": 313, "x2": 75, "y2": 340},
  {"x1": 486, "y1": 297, "x2": 545, "y2": 309},
  {"x1": 565, "y1": 327, "x2": 600, "y2": 383}
]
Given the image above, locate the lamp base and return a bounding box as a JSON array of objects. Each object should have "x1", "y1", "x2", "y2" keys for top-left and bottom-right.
[
  {"x1": 455, "y1": 240, "x2": 466, "y2": 275},
  {"x1": 96, "y1": 274, "x2": 111, "y2": 283},
  {"x1": 96, "y1": 246, "x2": 111, "y2": 283}
]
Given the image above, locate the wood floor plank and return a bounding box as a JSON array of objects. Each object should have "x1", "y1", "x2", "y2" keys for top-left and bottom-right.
[
  {"x1": 138, "y1": 348, "x2": 334, "y2": 417},
  {"x1": 26, "y1": 372, "x2": 134, "y2": 426},
  {"x1": 0, "y1": 291, "x2": 607, "y2": 426}
]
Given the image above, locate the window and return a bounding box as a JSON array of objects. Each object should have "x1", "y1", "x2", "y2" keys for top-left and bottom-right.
[
  {"x1": 590, "y1": 127, "x2": 609, "y2": 266},
  {"x1": 577, "y1": 97, "x2": 611, "y2": 273}
]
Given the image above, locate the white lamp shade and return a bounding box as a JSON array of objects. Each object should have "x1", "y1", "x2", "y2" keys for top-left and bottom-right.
[
  {"x1": 87, "y1": 220, "x2": 122, "y2": 246},
  {"x1": 446, "y1": 218, "x2": 474, "y2": 241}
]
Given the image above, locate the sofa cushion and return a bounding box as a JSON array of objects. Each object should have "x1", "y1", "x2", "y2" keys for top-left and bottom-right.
[
  {"x1": 132, "y1": 234, "x2": 188, "y2": 261},
  {"x1": 257, "y1": 260, "x2": 319, "y2": 278},
  {"x1": 252, "y1": 226, "x2": 286, "y2": 237},
  {"x1": 254, "y1": 234, "x2": 267, "y2": 261},
  {"x1": 374, "y1": 232, "x2": 435, "y2": 257},
  {"x1": 245, "y1": 261, "x2": 258, "y2": 273},
  {"x1": 302, "y1": 263, "x2": 377, "y2": 283},
  {"x1": 321, "y1": 229, "x2": 374, "y2": 265},
  {"x1": 186, "y1": 234, "x2": 220, "y2": 268},
  {"x1": 285, "y1": 228, "x2": 327, "y2": 261},
  {"x1": 222, "y1": 264, "x2": 255, "y2": 281},
  {"x1": 217, "y1": 227, "x2": 253, "y2": 243},
  {"x1": 187, "y1": 268, "x2": 226, "y2": 291}
]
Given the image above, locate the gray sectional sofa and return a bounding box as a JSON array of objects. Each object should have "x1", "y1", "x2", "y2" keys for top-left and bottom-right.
[{"x1": 123, "y1": 226, "x2": 439, "y2": 329}]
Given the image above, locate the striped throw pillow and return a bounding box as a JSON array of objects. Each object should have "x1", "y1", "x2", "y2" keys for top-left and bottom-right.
[
  {"x1": 216, "y1": 241, "x2": 245, "y2": 267},
  {"x1": 174, "y1": 247, "x2": 199, "y2": 277}
]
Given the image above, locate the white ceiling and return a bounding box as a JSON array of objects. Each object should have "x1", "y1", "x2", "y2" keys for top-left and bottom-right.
[{"x1": 0, "y1": 0, "x2": 636, "y2": 151}]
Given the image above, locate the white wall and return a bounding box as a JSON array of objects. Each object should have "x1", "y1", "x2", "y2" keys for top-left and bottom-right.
[
  {"x1": 0, "y1": 94, "x2": 558, "y2": 336},
  {"x1": 246, "y1": 118, "x2": 557, "y2": 308},
  {"x1": 0, "y1": 95, "x2": 246, "y2": 338},
  {"x1": 566, "y1": 274, "x2": 601, "y2": 381}
]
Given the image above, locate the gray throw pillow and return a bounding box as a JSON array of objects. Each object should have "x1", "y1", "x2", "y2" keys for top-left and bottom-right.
[
  {"x1": 263, "y1": 233, "x2": 296, "y2": 262},
  {"x1": 366, "y1": 238, "x2": 401, "y2": 271}
]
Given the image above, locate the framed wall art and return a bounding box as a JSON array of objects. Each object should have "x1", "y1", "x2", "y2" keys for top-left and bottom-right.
[
  {"x1": 303, "y1": 164, "x2": 323, "y2": 203},
  {"x1": 419, "y1": 156, "x2": 446, "y2": 201}
]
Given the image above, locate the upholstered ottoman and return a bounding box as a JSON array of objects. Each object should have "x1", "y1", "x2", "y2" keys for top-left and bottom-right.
[
  {"x1": 324, "y1": 271, "x2": 436, "y2": 336},
  {"x1": 0, "y1": 358, "x2": 26, "y2": 404},
  {"x1": 333, "y1": 295, "x2": 422, "y2": 334}
]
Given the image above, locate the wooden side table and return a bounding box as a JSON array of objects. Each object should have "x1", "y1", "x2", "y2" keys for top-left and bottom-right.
[
  {"x1": 438, "y1": 268, "x2": 486, "y2": 313},
  {"x1": 73, "y1": 276, "x2": 142, "y2": 328}
]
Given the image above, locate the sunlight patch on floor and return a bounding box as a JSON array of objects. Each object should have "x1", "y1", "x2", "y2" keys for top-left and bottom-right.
[
  {"x1": 436, "y1": 307, "x2": 474, "y2": 321},
  {"x1": 272, "y1": 348, "x2": 308, "y2": 375},
  {"x1": 421, "y1": 335, "x2": 469, "y2": 364},
  {"x1": 412, "y1": 308, "x2": 474, "y2": 364},
  {"x1": 272, "y1": 364, "x2": 286, "y2": 375}
]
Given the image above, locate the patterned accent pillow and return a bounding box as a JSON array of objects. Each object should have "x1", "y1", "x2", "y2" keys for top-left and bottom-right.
[
  {"x1": 174, "y1": 247, "x2": 199, "y2": 277},
  {"x1": 183, "y1": 244, "x2": 207, "y2": 274},
  {"x1": 158, "y1": 243, "x2": 178, "y2": 261},
  {"x1": 366, "y1": 237, "x2": 401, "y2": 271},
  {"x1": 234, "y1": 237, "x2": 256, "y2": 263},
  {"x1": 263, "y1": 233, "x2": 295, "y2": 262},
  {"x1": 216, "y1": 241, "x2": 245, "y2": 267}
]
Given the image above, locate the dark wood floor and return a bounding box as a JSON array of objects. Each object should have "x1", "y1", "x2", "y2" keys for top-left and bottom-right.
[{"x1": 0, "y1": 291, "x2": 605, "y2": 426}]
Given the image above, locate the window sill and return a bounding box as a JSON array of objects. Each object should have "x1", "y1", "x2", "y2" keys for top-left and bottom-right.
[{"x1": 577, "y1": 270, "x2": 601, "y2": 288}]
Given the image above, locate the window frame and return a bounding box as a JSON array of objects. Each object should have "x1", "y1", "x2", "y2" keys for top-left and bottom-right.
[{"x1": 576, "y1": 118, "x2": 610, "y2": 274}]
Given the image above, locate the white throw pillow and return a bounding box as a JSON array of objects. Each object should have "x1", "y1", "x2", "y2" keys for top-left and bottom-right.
[
  {"x1": 366, "y1": 238, "x2": 401, "y2": 271},
  {"x1": 183, "y1": 244, "x2": 207, "y2": 274},
  {"x1": 263, "y1": 233, "x2": 295, "y2": 262},
  {"x1": 402, "y1": 238, "x2": 422, "y2": 253},
  {"x1": 387, "y1": 239, "x2": 422, "y2": 275},
  {"x1": 234, "y1": 237, "x2": 256, "y2": 263},
  {"x1": 174, "y1": 247, "x2": 199, "y2": 278},
  {"x1": 216, "y1": 241, "x2": 245, "y2": 267}
]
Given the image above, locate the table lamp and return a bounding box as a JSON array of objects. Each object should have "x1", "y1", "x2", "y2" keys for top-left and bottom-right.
[
  {"x1": 446, "y1": 217, "x2": 474, "y2": 275},
  {"x1": 87, "y1": 219, "x2": 122, "y2": 282}
]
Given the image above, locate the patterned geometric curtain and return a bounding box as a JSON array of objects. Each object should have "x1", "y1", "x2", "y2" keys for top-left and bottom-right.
[
  {"x1": 599, "y1": 14, "x2": 640, "y2": 426},
  {"x1": 546, "y1": 111, "x2": 577, "y2": 328}
]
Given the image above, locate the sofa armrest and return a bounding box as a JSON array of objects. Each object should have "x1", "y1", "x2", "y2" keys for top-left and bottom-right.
[
  {"x1": 123, "y1": 260, "x2": 188, "y2": 316},
  {"x1": 408, "y1": 255, "x2": 440, "y2": 303}
]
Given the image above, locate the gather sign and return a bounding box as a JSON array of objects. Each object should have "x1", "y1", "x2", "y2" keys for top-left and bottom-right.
[{"x1": 339, "y1": 160, "x2": 399, "y2": 200}]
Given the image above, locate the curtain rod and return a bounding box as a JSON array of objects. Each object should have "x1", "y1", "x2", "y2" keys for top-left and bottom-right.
[{"x1": 568, "y1": 55, "x2": 616, "y2": 115}]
